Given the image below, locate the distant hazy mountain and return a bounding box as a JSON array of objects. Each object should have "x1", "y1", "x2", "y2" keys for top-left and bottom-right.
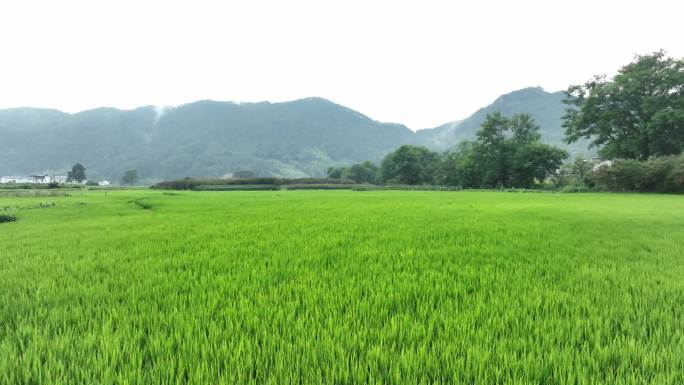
[
  {"x1": 412, "y1": 87, "x2": 592, "y2": 156},
  {"x1": 0, "y1": 88, "x2": 591, "y2": 182},
  {"x1": 0, "y1": 98, "x2": 412, "y2": 182}
]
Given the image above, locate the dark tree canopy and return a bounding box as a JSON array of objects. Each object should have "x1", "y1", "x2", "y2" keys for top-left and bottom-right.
[
  {"x1": 446, "y1": 113, "x2": 567, "y2": 188},
  {"x1": 326, "y1": 167, "x2": 345, "y2": 179},
  {"x1": 563, "y1": 51, "x2": 684, "y2": 160},
  {"x1": 379, "y1": 145, "x2": 441, "y2": 185},
  {"x1": 345, "y1": 161, "x2": 378, "y2": 184},
  {"x1": 67, "y1": 163, "x2": 86, "y2": 183},
  {"x1": 122, "y1": 170, "x2": 139, "y2": 185},
  {"x1": 233, "y1": 170, "x2": 257, "y2": 179},
  {"x1": 327, "y1": 162, "x2": 378, "y2": 183}
]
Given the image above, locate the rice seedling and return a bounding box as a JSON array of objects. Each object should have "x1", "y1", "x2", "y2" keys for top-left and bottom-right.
[{"x1": 1, "y1": 190, "x2": 683, "y2": 384}]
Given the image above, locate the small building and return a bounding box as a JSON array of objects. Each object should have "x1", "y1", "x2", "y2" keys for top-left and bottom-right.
[
  {"x1": 591, "y1": 158, "x2": 613, "y2": 171},
  {"x1": 1, "y1": 176, "x2": 33, "y2": 184},
  {"x1": 99, "y1": 180, "x2": 111, "y2": 186},
  {"x1": 29, "y1": 174, "x2": 50, "y2": 184},
  {"x1": 51, "y1": 176, "x2": 68, "y2": 183},
  {"x1": 1, "y1": 174, "x2": 72, "y2": 184}
]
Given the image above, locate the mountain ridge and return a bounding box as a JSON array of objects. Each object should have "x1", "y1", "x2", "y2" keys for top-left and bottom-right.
[{"x1": 0, "y1": 88, "x2": 590, "y2": 182}]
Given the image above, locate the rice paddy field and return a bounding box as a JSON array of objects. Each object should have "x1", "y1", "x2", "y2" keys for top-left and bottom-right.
[{"x1": 1, "y1": 189, "x2": 683, "y2": 384}]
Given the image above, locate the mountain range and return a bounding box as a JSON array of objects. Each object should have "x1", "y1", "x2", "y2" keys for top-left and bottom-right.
[{"x1": 0, "y1": 87, "x2": 592, "y2": 183}]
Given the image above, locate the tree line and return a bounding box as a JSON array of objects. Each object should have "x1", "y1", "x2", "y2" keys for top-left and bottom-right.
[
  {"x1": 62, "y1": 164, "x2": 140, "y2": 186},
  {"x1": 329, "y1": 51, "x2": 684, "y2": 192},
  {"x1": 328, "y1": 112, "x2": 567, "y2": 188}
]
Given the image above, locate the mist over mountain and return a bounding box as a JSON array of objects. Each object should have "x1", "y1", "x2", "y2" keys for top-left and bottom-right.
[
  {"x1": 412, "y1": 87, "x2": 592, "y2": 155},
  {"x1": 0, "y1": 88, "x2": 590, "y2": 182}
]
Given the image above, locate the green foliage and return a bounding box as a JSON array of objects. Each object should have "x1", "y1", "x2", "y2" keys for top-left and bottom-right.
[
  {"x1": 571, "y1": 156, "x2": 594, "y2": 186},
  {"x1": 232, "y1": 170, "x2": 257, "y2": 179},
  {"x1": 379, "y1": 145, "x2": 441, "y2": 185},
  {"x1": 366, "y1": 184, "x2": 462, "y2": 191},
  {"x1": 592, "y1": 160, "x2": 647, "y2": 191},
  {"x1": 153, "y1": 177, "x2": 357, "y2": 190},
  {"x1": 67, "y1": 163, "x2": 86, "y2": 183},
  {"x1": 85, "y1": 180, "x2": 99, "y2": 186},
  {"x1": 129, "y1": 198, "x2": 153, "y2": 210},
  {"x1": 413, "y1": 87, "x2": 592, "y2": 157},
  {"x1": 1, "y1": 190, "x2": 684, "y2": 383},
  {"x1": 563, "y1": 51, "x2": 684, "y2": 160},
  {"x1": 509, "y1": 143, "x2": 568, "y2": 188},
  {"x1": 328, "y1": 162, "x2": 378, "y2": 183},
  {"x1": 0, "y1": 99, "x2": 413, "y2": 180},
  {"x1": 1, "y1": 89, "x2": 595, "y2": 181},
  {"x1": 284, "y1": 184, "x2": 362, "y2": 190},
  {"x1": 440, "y1": 142, "x2": 480, "y2": 187},
  {"x1": 555, "y1": 155, "x2": 684, "y2": 193},
  {"x1": 122, "y1": 169, "x2": 139, "y2": 185},
  {"x1": 559, "y1": 183, "x2": 590, "y2": 193},
  {"x1": 193, "y1": 184, "x2": 281, "y2": 191},
  {"x1": 591, "y1": 155, "x2": 684, "y2": 193},
  {"x1": 0, "y1": 213, "x2": 16, "y2": 223},
  {"x1": 326, "y1": 166, "x2": 345, "y2": 179},
  {"x1": 447, "y1": 113, "x2": 568, "y2": 188},
  {"x1": 343, "y1": 161, "x2": 378, "y2": 184}
]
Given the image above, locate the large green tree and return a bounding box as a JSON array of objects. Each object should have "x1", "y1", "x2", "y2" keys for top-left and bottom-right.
[
  {"x1": 473, "y1": 112, "x2": 511, "y2": 187},
  {"x1": 509, "y1": 143, "x2": 568, "y2": 188},
  {"x1": 379, "y1": 145, "x2": 441, "y2": 185},
  {"x1": 447, "y1": 113, "x2": 567, "y2": 188},
  {"x1": 563, "y1": 51, "x2": 684, "y2": 160},
  {"x1": 67, "y1": 163, "x2": 86, "y2": 183},
  {"x1": 344, "y1": 161, "x2": 378, "y2": 184},
  {"x1": 122, "y1": 170, "x2": 139, "y2": 185},
  {"x1": 440, "y1": 142, "x2": 481, "y2": 187},
  {"x1": 326, "y1": 167, "x2": 346, "y2": 179}
]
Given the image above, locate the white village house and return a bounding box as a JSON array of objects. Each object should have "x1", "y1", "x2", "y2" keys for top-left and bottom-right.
[
  {"x1": 0, "y1": 176, "x2": 33, "y2": 184},
  {"x1": 52, "y1": 175, "x2": 69, "y2": 183},
  {"x1": 1, "y1": 174, "x2": 72, "y2": 184}
]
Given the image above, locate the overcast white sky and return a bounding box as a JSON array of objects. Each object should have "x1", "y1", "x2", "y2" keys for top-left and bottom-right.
[{"x1": 0, "y1": 0, "x2": 682, "y2": 129}]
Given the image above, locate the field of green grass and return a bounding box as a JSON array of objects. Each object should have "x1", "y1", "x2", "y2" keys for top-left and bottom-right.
[{"x1": 1, "y1": 190, "x2": 683, "y2": 384}]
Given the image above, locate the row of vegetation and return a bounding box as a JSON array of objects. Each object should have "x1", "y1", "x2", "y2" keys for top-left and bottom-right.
[
  {"x1": 326, "y1": 51, "x2": 684, "y2": 193},
  {"x1": 552, "y1": 155, "x2": 684, "y2": 193},
  {"x1": 149, "y1": 51, "x2": 681, "y2": 193},
  {"x1": 328, "y1": 112, "x2": 568, "y2": 189},
  {"x1": 327, "y1": 145, "x2": 684, "y2": 193},
  {"x1": 153, "y1": 177, "x2": 357, "y2": 190},
  {"x1": 0, "y1": 164, "x2": 140, "y2": 187},
  {"x1": 153, "y1": 112, "x2": 572, "y2": 191}
]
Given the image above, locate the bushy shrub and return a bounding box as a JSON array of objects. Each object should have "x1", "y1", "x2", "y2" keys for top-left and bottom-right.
[
  {"x1": 564, "y1": 155, "x2": 684, "y2": 193},
  {"x1": 665, "y1": 156, "x2": 684, "y2": 193},
  {"x1": 0, "y1": 214, "x2": 17, "y2": 223},
  {"x1": 593, "y1": 160, "x2": 646, "y2": 191},
  {"x1": 153, "y1": 177, "x2": 357, "y2": 190},
  {"x1": 193, "y1": 185, "x2": 281, "y2": 191},
  {"x1": 641, "y1": 156, "x2": 675, "y2": 192},
  {"x1": 284, "y1": 184, "x2": 359, "y2": 190},
  {"x1": 283, "y1": 178, "x2": 356, "y2": 185},
  {"x1": 560, "y1": 183, "x2": 590, "y2": 193},
  {"x1": 220, "y1": 178, "x2": 283, "y2": 185},
  {"x1": 380, "y1": 185, "x2": 462, "y2": 191}
]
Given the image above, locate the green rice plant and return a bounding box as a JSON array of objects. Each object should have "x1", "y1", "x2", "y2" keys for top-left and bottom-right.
[{"x1": 1, "y1": 190, "x2": 683, "y2": 384}]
